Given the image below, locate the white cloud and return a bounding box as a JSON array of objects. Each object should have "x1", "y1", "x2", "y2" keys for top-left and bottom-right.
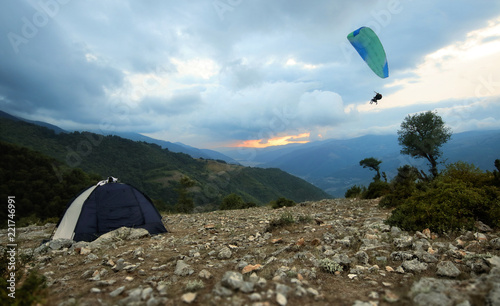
[
  {"x1": 374, "y1": 16, "x2": 500, "y2": 112},
  {"x1": 2, "y1": 1, "x2": 500, "y2": 149}
]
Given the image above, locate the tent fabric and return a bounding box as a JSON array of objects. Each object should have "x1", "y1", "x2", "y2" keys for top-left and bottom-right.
[{"x1": 53, "y1": 179, "x2": 167, "y2": 242}]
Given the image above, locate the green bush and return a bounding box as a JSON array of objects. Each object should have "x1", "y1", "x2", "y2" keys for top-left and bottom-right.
[
  {"x1": 220, "y1": 193, "x2": 244, "y2": 210},
  {"x1": 379, "y1": 165, "x2": 421, "y2": 208},
  {"x1": 219, "y1": 193, "x2": 256, "y2": 210},
  {"x1": 0, "y1": 270, "x2": 47, "y2": 305},
  {"x1": 266, "y1": 211, "x2": 295, "y2": 232},
  {"x1": 270, "y1": 197, "x2": 296, "y2": 209},
  {"x1": 386, "y1": 162, "x2": 500, "y2": 232},
  {"x1": 362, "y1": 180, "x2": 390, "y2": 199},
  {"x1": 345, "y1": 185, "x2": 365, "y2": 198},
  {"x1": 319, "y1": 258, "x2": 343, "y2": 274}
]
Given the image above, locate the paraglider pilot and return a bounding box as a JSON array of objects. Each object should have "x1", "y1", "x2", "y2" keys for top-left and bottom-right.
[{"x1": 370, "y1": 92, "x2": 382, "y2": 105}]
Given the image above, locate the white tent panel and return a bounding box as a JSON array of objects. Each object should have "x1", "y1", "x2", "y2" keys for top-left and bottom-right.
[{"x1": 52, "y1": 185, "x2": 97, "y2": 240}]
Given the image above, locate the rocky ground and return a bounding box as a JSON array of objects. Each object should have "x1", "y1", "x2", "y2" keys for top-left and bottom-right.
[{"x1": 4, "y1": 198, "x2": 500, "y2": 305}]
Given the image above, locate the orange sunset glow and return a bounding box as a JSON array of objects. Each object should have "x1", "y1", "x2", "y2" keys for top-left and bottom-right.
[{"x1": 233, "y1": 133, "x2": 310, "y2": 148}]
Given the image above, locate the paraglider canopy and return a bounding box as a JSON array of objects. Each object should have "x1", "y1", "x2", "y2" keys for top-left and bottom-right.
[{"x1": 347, "y1": 26, "x2": 389, "y2": 78}]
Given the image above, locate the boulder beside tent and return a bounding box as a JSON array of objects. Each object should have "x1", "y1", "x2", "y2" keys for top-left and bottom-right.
[{"x1": 52, "y1": 177, "x2": 167, "y2": 242}]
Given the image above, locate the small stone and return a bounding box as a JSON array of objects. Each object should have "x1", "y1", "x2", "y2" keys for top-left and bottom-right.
[
  {"x1": 80, "y1": 247, "x2": 91, "y2": 255},
  {"x1": 490, "y1": 238, "x2": 500, "y2": 250},
  {"x1": 348, "y1": 274, "x2": 357, "y2": 279},
  {"x1": 307, "y1": 287, "x2": 319, "y2": 297},
  {"x1": 221, "y1": 271, "x2": 244, "y2": 290},
  {"x1": 436, "y1": 261, "x2": 461, "y2": 278},
  {"x1": 249, "y1": 292, "x2": 262, "y2": 301},
  {"x1": 199, "y1": 269, "x2": 213, "y2": 279},
  {"x1": 475, "y1": 221, "x2": 492, "y2": 232},
  {"x1": 272, "y1": 238, "x2": 283, "y2": 244},
  {"x1": 90, "y1": 288, "x2": 101, "y2": 293},
  {"x1": 276, "y1": 292, "x2": 287, "y2": 306},
  {"x1": 175, "y1": 260, "x2": 194, "y2": 276},
  {"x1": 311, "y1": 238, "x2": 321, "y2": 246},
  {"x1": 474, "y1": 232, "x2": 488, "y2": 242},
  {"x1": 402, "y1": 259, "x2": 428, "y2": 273},
  {"x1": 487, "y1": 256, "x2": 500, "y2": 268},
  {"x1": 240, "y1": 281, "x2": 255, "y2": 293},
  {"x1": 140, "y1": 287, "x2": 152, "y2": 300},
  {"x1": 157, "y1": 283, "x2": 168, "y2": 296},
  {"x1": 181, "y1": 292, "x2": 197, "y2": 303},
  {"x1": 422, "y1": 228, "x2": 431, "y2": 238},
  {"x1": 125, "y1": 276, "x2": 134, "y2": 282},
  {"x1": 109, "y1": 286, "x2": 125, "y2": 297},
  {"x1": 112, "y1": 258, "x2": 125, "y2": 272},
  {"x1": 218, "y1": 246, "x2": 232, "y2": 259},
  {"x1": 242, "y1": 264, "x2": 262, "y2": 274},
  {"x1": 296, "y1": 238, "x2": 305, "y2": 246},
  {"x1": 384, "y1": 290, "x2": 399, "y2": 303},
  {"x1": 386, "y1": 266, "x2": 394, "y2": 272}
]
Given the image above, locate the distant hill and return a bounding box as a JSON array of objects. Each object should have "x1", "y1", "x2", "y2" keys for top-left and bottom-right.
[
  {"x1": 0, "y1": 141, "x2": 100, "y2": 227},
  {"x1": 0, "y1": 109, "x2": 236, "y2": 163},
  {"x1": 0, "y1": 110, "x2": 67, "y2": 134},
  {"x1": 0, "y1": 118, "x2": 331, "y2": 211},
  {"x1": 97, "y1": 131, "x2": 238, "y2": 164},
  {"x1": 219, "y1": 131, "x2": 500, "y2": 197}
]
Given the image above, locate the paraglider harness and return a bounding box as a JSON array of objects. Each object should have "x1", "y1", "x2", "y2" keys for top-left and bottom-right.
[{"x1": 370, "y1": 92, "x2": 382, "y2": 105}]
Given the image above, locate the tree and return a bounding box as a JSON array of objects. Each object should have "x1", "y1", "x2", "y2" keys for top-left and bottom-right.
[
  {"x1": 220, "y1": 193, "x2": 244, "y2": 210},
  {"x1": 175, "y1": 176, "x2": 196, "y2": 213},
  {"x1": 359, "y1": 157, "x2": 382, "y2": 181},
  {"x1": 397, "y1": 111, "x2": 452, "y2": 179}
]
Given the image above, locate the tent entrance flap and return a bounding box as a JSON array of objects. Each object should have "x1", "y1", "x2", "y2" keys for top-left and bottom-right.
[{"x1": 53, "y1": 185, "x2": 98, "y2": 240}]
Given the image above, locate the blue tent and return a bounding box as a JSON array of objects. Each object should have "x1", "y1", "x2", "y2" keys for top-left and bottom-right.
[{"x1": 53, "y1": 177, "x2": 167, "y2": 242}]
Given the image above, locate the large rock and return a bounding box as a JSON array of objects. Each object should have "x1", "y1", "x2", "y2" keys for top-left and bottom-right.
[
  {"x1": 402, "y1": 259, "x2": 428, "y2": 273},
  {"x1": 221, "y1": 271, "x2": 244, "y2": 290},
  {"x1": 436, "y1": 261, "x2": 461, "y2": 278},
  {"x1": 175, "y1": 260, "x2": 194, "y2": 276},
  {"x1": 89, "y1": 227, "x2": 150, "y2": 249},
  {"x1": 49, "y1": 238, "x2": 74, "y2": 250},
  {"x1": 218, "y1": 246, "x2": 232, "y2": 259}
]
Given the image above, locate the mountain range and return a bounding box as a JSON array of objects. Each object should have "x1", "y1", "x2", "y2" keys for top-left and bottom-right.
[
  {"x1": 0, "y1": 111, "x2": 330, "y2": 211},
  {"x1": 218, "y1": 130, "x2": 500, "y2": 197},
  {"x1": 2, "y1": 110, "x2": 498, "y2": 198}
]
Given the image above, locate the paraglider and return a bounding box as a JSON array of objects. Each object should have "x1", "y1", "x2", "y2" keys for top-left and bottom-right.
[
  {"x1": 370, "y1": 92, "x2": 382, "y2": 105},
  {"x1": 347, "y1": 26, "x2": 388, "y2": 105}
]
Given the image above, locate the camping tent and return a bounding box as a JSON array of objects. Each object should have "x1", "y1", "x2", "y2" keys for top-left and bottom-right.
[{"x1": 53, "y1": 177, "x2": 167, "y2": 242}]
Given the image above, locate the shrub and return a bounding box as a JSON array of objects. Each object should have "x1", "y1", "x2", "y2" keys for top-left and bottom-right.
[
  {"x1": 270, "y1": 197, "x2": 296, "y2": 209},
  {"x1": 184, "y1": 280, "x2": 205, "y2": 292},
  {"x1": 319, "y1": 258, "x2": 343, "y2": 274},
  {"x1": 379, "y1": 165, "x2": 421, "y2": 208},
  {"x1": 220, "y1": 193, "x2": 245, "y2": 210},
  {"x1": 362, "y1": 180, "x2": 390, "y2": 199},
  {"x1": 386, "y1": 162, "x2": 500, "y2": 232},
  {"x1": 219, "y1": 193, "x2": 256, "y2": 210},
  {"x1": 345, "y1": 185, "x2": 365, "y2": 198},
  {"x1": 0, "y1": 270, "x2": 47, "y2": 305},
  {"x1": 266, "y1": 212, "x2": 295, "y2": 232}
]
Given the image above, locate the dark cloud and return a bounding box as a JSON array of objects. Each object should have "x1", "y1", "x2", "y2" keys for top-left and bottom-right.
[{"x1": 0, "y1": 0, "x2": 499, "y2": 147}]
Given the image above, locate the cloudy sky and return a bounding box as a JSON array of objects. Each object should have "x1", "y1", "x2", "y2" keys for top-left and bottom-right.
[{"x1": 1, "y1": 0, "x2": 500, "y2": 149}]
